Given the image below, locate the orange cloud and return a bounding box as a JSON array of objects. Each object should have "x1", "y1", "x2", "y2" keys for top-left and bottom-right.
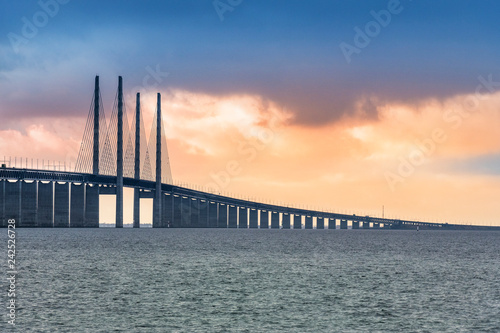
[
  {"x1": 2, "y1": 88, "x2": 500, "y2": 225},
  {"x1": 0, "y1": 120, "x2": 81, "y2": 169}
]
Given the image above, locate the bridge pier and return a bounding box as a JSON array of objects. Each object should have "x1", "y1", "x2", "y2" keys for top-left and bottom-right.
[
  {"x1": 209, "y1": 202, "x2": 218, "y2": 228},
  {"x1": 38, "y1": 181, "x2": 53, "y2": 227},
  {"x1": 173, "y1": 195, "x2": 182, "y2": 227},
  {"x1": 362, "y1": 221, "x2": 370, "y2": 229},
  {"x1": 54, "y1": 182, "x2": 69, "y2": 228},
  {"x1": 328, "y1": 218, "x2": 336, "y2": 229},
  {"x1": 249, "y1": 208, "x2": 258, "y2": 228},
  {"x1": 0, "y1": 180, "x2": 4, "y2": 227},
  {"x1": 133, "y1": 189, "x2": 140, "y2": 228},
  {"x1": 260, "y1": 210, "x2": 269, "y2": 229},
  {"x1": 181, "y1": 197, "x2": 191, "y2": 227},
  {"x1": 218, "y1": 203, "x2": 227, "y2": 228},
  {"x1": 305, "y1": 216, "x2": 312, "y2": 229},
  {"x1": 340, "y1": 219, "x2": 348, "y2": 229},
  {"x1": 85, "y1": 183, "x2": 99, "y2": 227},
  {"x1": 352, "y1": 221, "x2": 359, "y2": 229},
  {"x1": 293, "y1": 214, "x2": 301, "y2": 229},
  {"x1": 162, "y1": 193, "x2": 173, "y2": 227},
  {"x1": 190, "y1": 198, "x2": 200, "y2": 227},
  {"x1": 373, "y1": 222, "x2": 380, "y2": 229},
  {"x1": 21, "y1": 181, "x2": 37, "y2": 227},
  {"x1": 271, "y1": 212, "x2": 279, "y2": 229},
  {"x1": 5, "y1": 181, "x2": 21, "y2": 227},
  {"x1": 228, "y1": 205, "x2": 237, "y2": 228},
  {"x1": 239, "y1": 207, "x2": 248, "y2": 228},
  {"x1": 70, "y1": 183, "x2": 85, "y2": 227},
  {"x1": 199, "y1": 200, "x2": 208, "y2": 227},
  {"x1": 317, "y1": 217, "x2": 324, "y2": 229},
  {"x1": 282, "y1": 213, "x2": 290, "y2": 229},
  {"x1": 217, "y1": 203, "x2": 227, "y2": 228}
]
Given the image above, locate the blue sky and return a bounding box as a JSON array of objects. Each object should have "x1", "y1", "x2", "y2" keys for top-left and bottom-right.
[{"x1": 2, "y1": 0, "x2": 500, "y2": 124}]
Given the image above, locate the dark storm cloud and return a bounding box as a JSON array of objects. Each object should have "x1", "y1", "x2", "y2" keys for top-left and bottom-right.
[{"x1": 2, "y1": 0, "x2": 500, "y2": 125}]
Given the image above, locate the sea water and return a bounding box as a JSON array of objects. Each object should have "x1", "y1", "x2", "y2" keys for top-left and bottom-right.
[{"x1": 2, "y1": 229, "x2": 499, "y2": 332}]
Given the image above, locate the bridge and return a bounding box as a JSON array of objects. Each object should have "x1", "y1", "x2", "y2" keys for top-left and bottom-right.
[{"x1": 1, "y1": 76, "x2": 498, "y2": 230}]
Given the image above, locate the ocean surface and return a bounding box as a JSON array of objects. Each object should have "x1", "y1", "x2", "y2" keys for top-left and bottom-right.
[{"x1": 2, "y1": 229, "x2": 500, "y2": 332}]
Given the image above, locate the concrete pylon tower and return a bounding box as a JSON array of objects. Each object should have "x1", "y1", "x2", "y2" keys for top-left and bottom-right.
[
  {"x1": 153, "y1": 93, "x2": 162, "y2": 227},
  {"x1": 133, "y1": 93, "x2": 141, "y2": 228},
  {"x1": 93, "y1": 76, "x2": 100, "y2": 175},
  {"x1": 116, "y1": 76, "x2": 124, "y2": 228}
]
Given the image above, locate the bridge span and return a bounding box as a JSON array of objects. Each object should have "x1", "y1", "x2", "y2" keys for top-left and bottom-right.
[
  {"x1": 1, "y1": 167, "x2": 497, "y2": 230},
  {"x1": 1, "y1": 76, "x2": 498, "y2": 230}
]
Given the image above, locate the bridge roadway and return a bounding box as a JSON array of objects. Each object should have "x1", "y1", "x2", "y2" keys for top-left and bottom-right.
[{"x1": 1, "y1": 167, "x2": 498, "y2": 230}]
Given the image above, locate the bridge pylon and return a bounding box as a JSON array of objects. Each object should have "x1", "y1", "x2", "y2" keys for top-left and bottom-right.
[
  {"x1": 153, "y1": 93, "x2": 162, "y2": 227},
  {"x1": 116, "y1": 76, "x2": 124, "y2": 228},
  {"x1": 133, "y1": 93, "x2": 141, "y2": 228},
  {"x1": 93, "y1": 76, "x2": 100, "y2": 175}
]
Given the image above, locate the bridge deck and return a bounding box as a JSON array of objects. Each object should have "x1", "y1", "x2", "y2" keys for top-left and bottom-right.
[{"x1": 1, "y1": 167, "x2": 499, "y2": 230}]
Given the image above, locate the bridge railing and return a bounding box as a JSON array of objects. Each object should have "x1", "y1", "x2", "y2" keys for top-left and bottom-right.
[{"x1": 0, "y1": 156, "x2": 73, "y2": 172}]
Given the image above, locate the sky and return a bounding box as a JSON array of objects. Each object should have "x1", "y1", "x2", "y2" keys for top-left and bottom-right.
[{"x1": 1, "y1": 0, "x2": 500, "y2": 225}]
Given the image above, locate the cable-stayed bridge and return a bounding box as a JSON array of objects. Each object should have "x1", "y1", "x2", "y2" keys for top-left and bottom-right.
[{"x1": 0, "y1": 76, "x2": 498, "y2": 230}]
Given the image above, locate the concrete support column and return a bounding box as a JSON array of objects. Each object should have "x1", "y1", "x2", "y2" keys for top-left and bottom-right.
[
  {"x1": 373, "y1": 222, "x2": 380, "y2": 229},
  {"x1": 228, "y1": 205, "x2": 237, "y2": 228},
  {"x1": 0, "y1": 180, "x2": 4, "y2": 227},
  {"x1": 85, "y1": 183, "x2": 99, "y2": 227},
  {"x1": 282, "y1": 213, "x2": 290, "y2": 229},
  {"x1": 363, "y1": 221, "x2": 370, "y2": 229},
  {"x1": 328, "y1": 218, "x2": 336, "y2": 229},
  {"x1": 21, "y1": 181, "x2": 37, "y2": 227},
  {"x1": 340, "y1": 219, "x2": 348, "y2": 229},
  {"x1": 271, "y1": 212, "x2": 279, "y2": 229},
  {"x1": 54, "y1": 182, "x2": 69, "y2": 228},
  {"x1": 317, "y1": 217, "x2": 324, "y2": 229},
  {"x1": 249, "y1": 209, "x2": 258, "y2": 228},
  {"x1": 304, "y1": 216, "x2": 312, "y2": 229},
  {"x1": 181, "y1": 197, "x2": 190, "y2": 227},
  {"x1": 238, "y1": 207, "x2": 248, "y2": 228},
  {"x1": 173, "y1": 195, "x2": 182, "y2": 227},
  {"x1": 199, "y1": 200, "x2": 208, "y2": 227},
  {"x1": 218, "y1": 203, "x2": 227, "y2": 228},
  {"x1": 352, "y1": 221, "x2": 360, "y2": 229},
  {"x1": 70, "y1": 183, "x2": 85, "y2": 227},
  {"x1": 116, "y1": 76, "x2": 124, "y2": 228},
  {"x1": 133, "y1": 92, "x2": 141, "y2": 228},
  {"x1": 162, "y1": 193, "x2": 173, "y2": 227},
  {"x1": 260, "y1": 210, "x2": 269, "y2": 229},
  {"x1": 38, "y1": 181, "x2": 53, "y2": 227},
  {"x1": 190, "y1": 199, "x2": 200, "y2": 227},
  {"x1": 209, "y1": 202, "x2": 218, "y2": 228},
  {"x1": 133, "y1": 191, "x2": 140, "y2": 228},
  {"x1": 293, "y1": 214, "x2": 302, "y2": 229},
  {"x1": 5, "y1": 181, "x2": 21, "y2": 227}
]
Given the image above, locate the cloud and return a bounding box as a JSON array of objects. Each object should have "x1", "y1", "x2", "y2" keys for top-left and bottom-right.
[
  {"x1": 0, "y1": 85, "x2": 498, "y2": 224},
  {"x1": 2, "y1": 1, "x2": 500, "y2": 126},
  {"x1": 0, "y1": 121, "x2": 80, "y2": 168}
]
